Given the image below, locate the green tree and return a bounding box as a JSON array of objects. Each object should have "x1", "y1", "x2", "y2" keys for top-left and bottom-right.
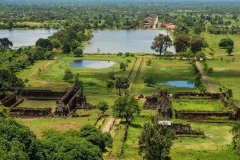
[
  {"x1": 79, "y1": 124, "x2": 112, "y2": 152},
  {"x1": 151, "y1": 34, "x2": 172, "y2": 56},
  {"x1": 138, "y1": 116, "x2": 175, "y2": 160},
  {"x1": 115, "y1": 77, "x2": 130, "y2": 96},
  {"x1": 62, "y1": 44, "x2": 71, "y2": 54},
  {"x1": 73, "y1": 48, "x2": 83, "y2": 57},
  {"x1": 0, "y1": 105, "x2": 9, "y2": 118},
  {"x1": 207, "y1": 67, "x2": 213, "y2": 75},
  {"x1": 0, "y1": 68, "x2": 25, "y2": 96},
  {"x1": 190, "y1": 38, "x2": 204, "y2": 53},
  {"x1": 106, "y1": 79, "x2": 115, "y2": 89},
  {"x1": 112, "y1": 95, "x2": 141, "y2": 123},
  {"x1": 0, "y1": 118, "x2": 46, "y2": 160},
  {"x1": 0, "y1": 38, "x2": 13, "y2": 48},
  {"x1": 42, "y1": 129, "x2": 102, "y2": 160},
  {"x1": 231, "y1": 123, "x2": 240, "y2": 156},
  {"x1": 146, "y1": 59, "x2": 152, "y2": 66},
  {"x1": 120, "y1": 62, "x2": 128, "y2": 71},
  {"x1": 62, "y1": 69, "x2": 73, "y2": 81},
  {"x1": 144, "y1": 76, "x2": 154, "y2": 86},
  {"x1": 85, "y1": 30, "x2": 94, "y2": 42},
  {"x1": 219, "y1": 38, "x2": 234, "y2": 48},
  {"x1": 173, "y1": 34, "x2": 191, "y2": 52},
  {"x1": 35, "y1": 38, "x2": 53, "y2": 51},
  {"x1": 50, "y1": 39, "x2": 61, "y2": 49},
  {"x1": 226, "y1": 45, "x2": 233, "y2": 56},
  {"x1": 70, "y1": 40, "x2": 80, "y2": 50},
  {"x1": 74, "y1": 73, "x2": 80, "y2": 83},
  {"x1": 97, "y1": 101, "x2": 109, "y2": 114}
]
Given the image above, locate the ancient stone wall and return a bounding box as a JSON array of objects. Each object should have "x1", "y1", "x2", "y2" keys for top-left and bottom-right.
[
  {"x1": 175, "y1": 110, "x2": 233, "y2": 120},
  {"x1": 21, "y1": 90, "x2": 65, "y2": 100},
  {"x1": 10, "y1": 107, "x2": 51, "y2": 118},
  {"x1": 173, "y1": 92, "x2": 223, "y2": 99},
  {"x1": 1, "y1": 91, "x2": 18, "y2": 107}
]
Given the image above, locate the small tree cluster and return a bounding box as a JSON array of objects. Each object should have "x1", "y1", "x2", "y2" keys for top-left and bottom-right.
[
  {"x1": 63, "y1": 69, "x2": 80, "y2": 83},
  {"x1": 231, "y1": 123, "x2": 240, "y2": 157},
  {"x1": 112, "y1": 95, "x2": 141, "y2": 124},
  {"x1": 138, "y1": 116, "x2": 175, "y2": 160},
  {"x1": 144, "y1": 76, "x2": 154, "y2": 86},
  {"x1": 119, "y1": 62, "x2": 128, "y2": 71},
  {"x1": 219, "y1": 38, "x2": 234, "y2": 56}
]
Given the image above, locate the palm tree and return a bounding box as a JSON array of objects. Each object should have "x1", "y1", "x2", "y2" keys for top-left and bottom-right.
[
  {"x1": 115, "y1": 77, "x2": 130, "y2": 96},
  {"x1": 151, "y1": 34, "x2": 172, "y2": 56},
  {"x1": 0, "y1": 38, "x2": 13, "y2": 48}
]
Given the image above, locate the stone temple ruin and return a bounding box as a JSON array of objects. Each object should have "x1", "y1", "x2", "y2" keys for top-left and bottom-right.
[
  {"x1": 1, "y1": 82, "x2": 95, "y2": 118},
  {"x1": 143, "y1": 88, "x2": 172, "y2": 119}
]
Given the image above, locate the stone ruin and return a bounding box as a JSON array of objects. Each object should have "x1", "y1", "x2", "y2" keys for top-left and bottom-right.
[
  {"x1": 1, "y1": 82, "x2": 95, "y2": 118},
  {"x1": 143, "y1": 88, "x2": 172, "y2": 119},
  {"x1": 173, "y1": 92, "x2": 240, "y2": 120},
  {"x1": 158, "y1": 121, "x2": 205, "y2": 137}
]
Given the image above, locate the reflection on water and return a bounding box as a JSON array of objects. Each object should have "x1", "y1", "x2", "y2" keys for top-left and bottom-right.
[
  {"x1": 0, "y1": 29, "x2": 58, "y2": 47},
  {"x1": 70, "y1": 60, "x2": 115, "y2": 69},
  {"x1": 158, "y1": 81, "x2": 195, "y2": 88},
  {"x1": 84, "y1": 30, "x2": 175, "y2": 53}
]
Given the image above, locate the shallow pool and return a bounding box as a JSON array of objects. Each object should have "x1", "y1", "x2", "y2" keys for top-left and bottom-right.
[
  {"x1": 70, "y1": 60, "x2": 115, "y2": 69},
  {"x1": 158, "y1": 81, "x2": 195, "y2": 88}
]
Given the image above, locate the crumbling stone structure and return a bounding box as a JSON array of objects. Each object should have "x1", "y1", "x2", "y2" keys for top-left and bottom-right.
[
  {"x1": 55, "y1": 82, "x2": 95, "y2": 117},
  {"x1": 10, "y1": 107, "x2": 51, "y2": 118},
  {"x1": 1, "y1": 91, "x2": 18, "y2": 107},
  {"x1": 172, "y1": 123, "x2": 204, "y2": 136},
  {"x1": 175, "y1": 110, "x2": 234, "y2": 120},
  {"x1": 20, "y1": 90, "x2": 65, "y2": 100},
  {"x1": 173, "y1": 92, "x2": 223, "y2": 99},
  {"x1": 159, "y1": 121, "x2": 204, "y2": 137},
  {"x1": 143, "y1": 89, "x2": 172, "y2": 119},
  {"x1": 1, "y1": 82, "x2": 94, "y2": 118}
]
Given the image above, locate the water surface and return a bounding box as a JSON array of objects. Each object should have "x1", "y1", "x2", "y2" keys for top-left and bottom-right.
[
  {"x1": 0, "y1": 29, "x2": 57, "y2": 48},
  {"x1": 158, "y1": 81, "x2": 195, "y2": 88},
  {"x1": 70, "y1": 60, "x2": 115, "y2": 69},
  {"x1": 84, "y1": 30, "x2": 175, "y2": 53}
]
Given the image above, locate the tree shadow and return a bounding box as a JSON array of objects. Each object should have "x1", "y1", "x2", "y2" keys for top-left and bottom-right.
[{"x1": 129, "y1": 123, "x2": 142, "y2": 129}]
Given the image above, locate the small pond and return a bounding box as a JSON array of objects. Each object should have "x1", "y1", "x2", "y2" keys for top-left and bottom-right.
[
  {"x1": 70, "y1": 60, "x2": 115, "y2": 69},
  {"x1": 158, "y1": 81, "x2": 195, "y2": 88}
]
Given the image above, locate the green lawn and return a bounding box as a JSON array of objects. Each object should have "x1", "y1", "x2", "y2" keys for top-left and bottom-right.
[
  {"x1": 17, "y1": 109, "x2": 99, "y2": 139},
  {"x1": 17, "y1": 100, "x2": 57, "y2": 109},
  {"x1": 172, "y1": 99, "x2": 231, "y2": 112},
  {"x1": 133, "y1": 57, "x2": 199, "y2": 95},
  {"x1": 203, "y1": 54, "x2": 240, "y2": 101},
  {"x1": 122, "y1": 116, "x2": 238, "y2": 160}
]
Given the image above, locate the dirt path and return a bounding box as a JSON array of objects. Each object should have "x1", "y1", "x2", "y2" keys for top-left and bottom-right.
[
  {"x1": 128, "y1": 58, "x2": 143, "y2": 83},
  {"x1": 196, "y1": 61, "x2": 216, "y2": 93},
  {"x1": 110, "y1": 118, "x2": 121, "y2": 137},
  {"x1": 152, "y1": 16, "x2": 158, "y2": 29},
  {"x1": 102, "y1": 117, "x2": 115, "y2": 133},
  {"x1": 30, "y1": 59, "x2": 55, "y2": 76}
]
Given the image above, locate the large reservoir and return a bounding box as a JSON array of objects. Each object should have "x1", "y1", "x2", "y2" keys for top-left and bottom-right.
[
  {"x1": 84, "y1": 30, "x2": 175, "y2": 53},
  {"x1": 0, "y1": 29, "x2": 57, "y2": 48}
]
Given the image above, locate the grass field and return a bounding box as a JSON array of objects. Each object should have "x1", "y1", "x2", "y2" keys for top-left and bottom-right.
[
  {"x1": 122, "y1": 116, "x2": 238, "y2": 160},
  {"x1": 15, "y1": 51, "x2": 240, "y2": 159},
  {"x1": 132, "y1": 57, "x2": 199, "y2": 95},
  {"x1": 17, "y1": 100, "x2": 57, "y2": 109},
  {"x1": 202, "y1": 54, "x2": 240, "y2": 101},
  {"x1": 172, "y1": 99, "x2": 231, "y2": 112},
  {"x1": 17, "y1": 111, "x2": 98, "y2": 139}
]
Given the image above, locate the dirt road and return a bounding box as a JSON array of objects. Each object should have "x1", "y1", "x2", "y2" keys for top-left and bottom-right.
[
  {"x1": 152, "y1": 16, "x2": 158, "y2": 29},
  {"x1": 196, "y1": 61, "x2": 216, "y2": 93}
]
